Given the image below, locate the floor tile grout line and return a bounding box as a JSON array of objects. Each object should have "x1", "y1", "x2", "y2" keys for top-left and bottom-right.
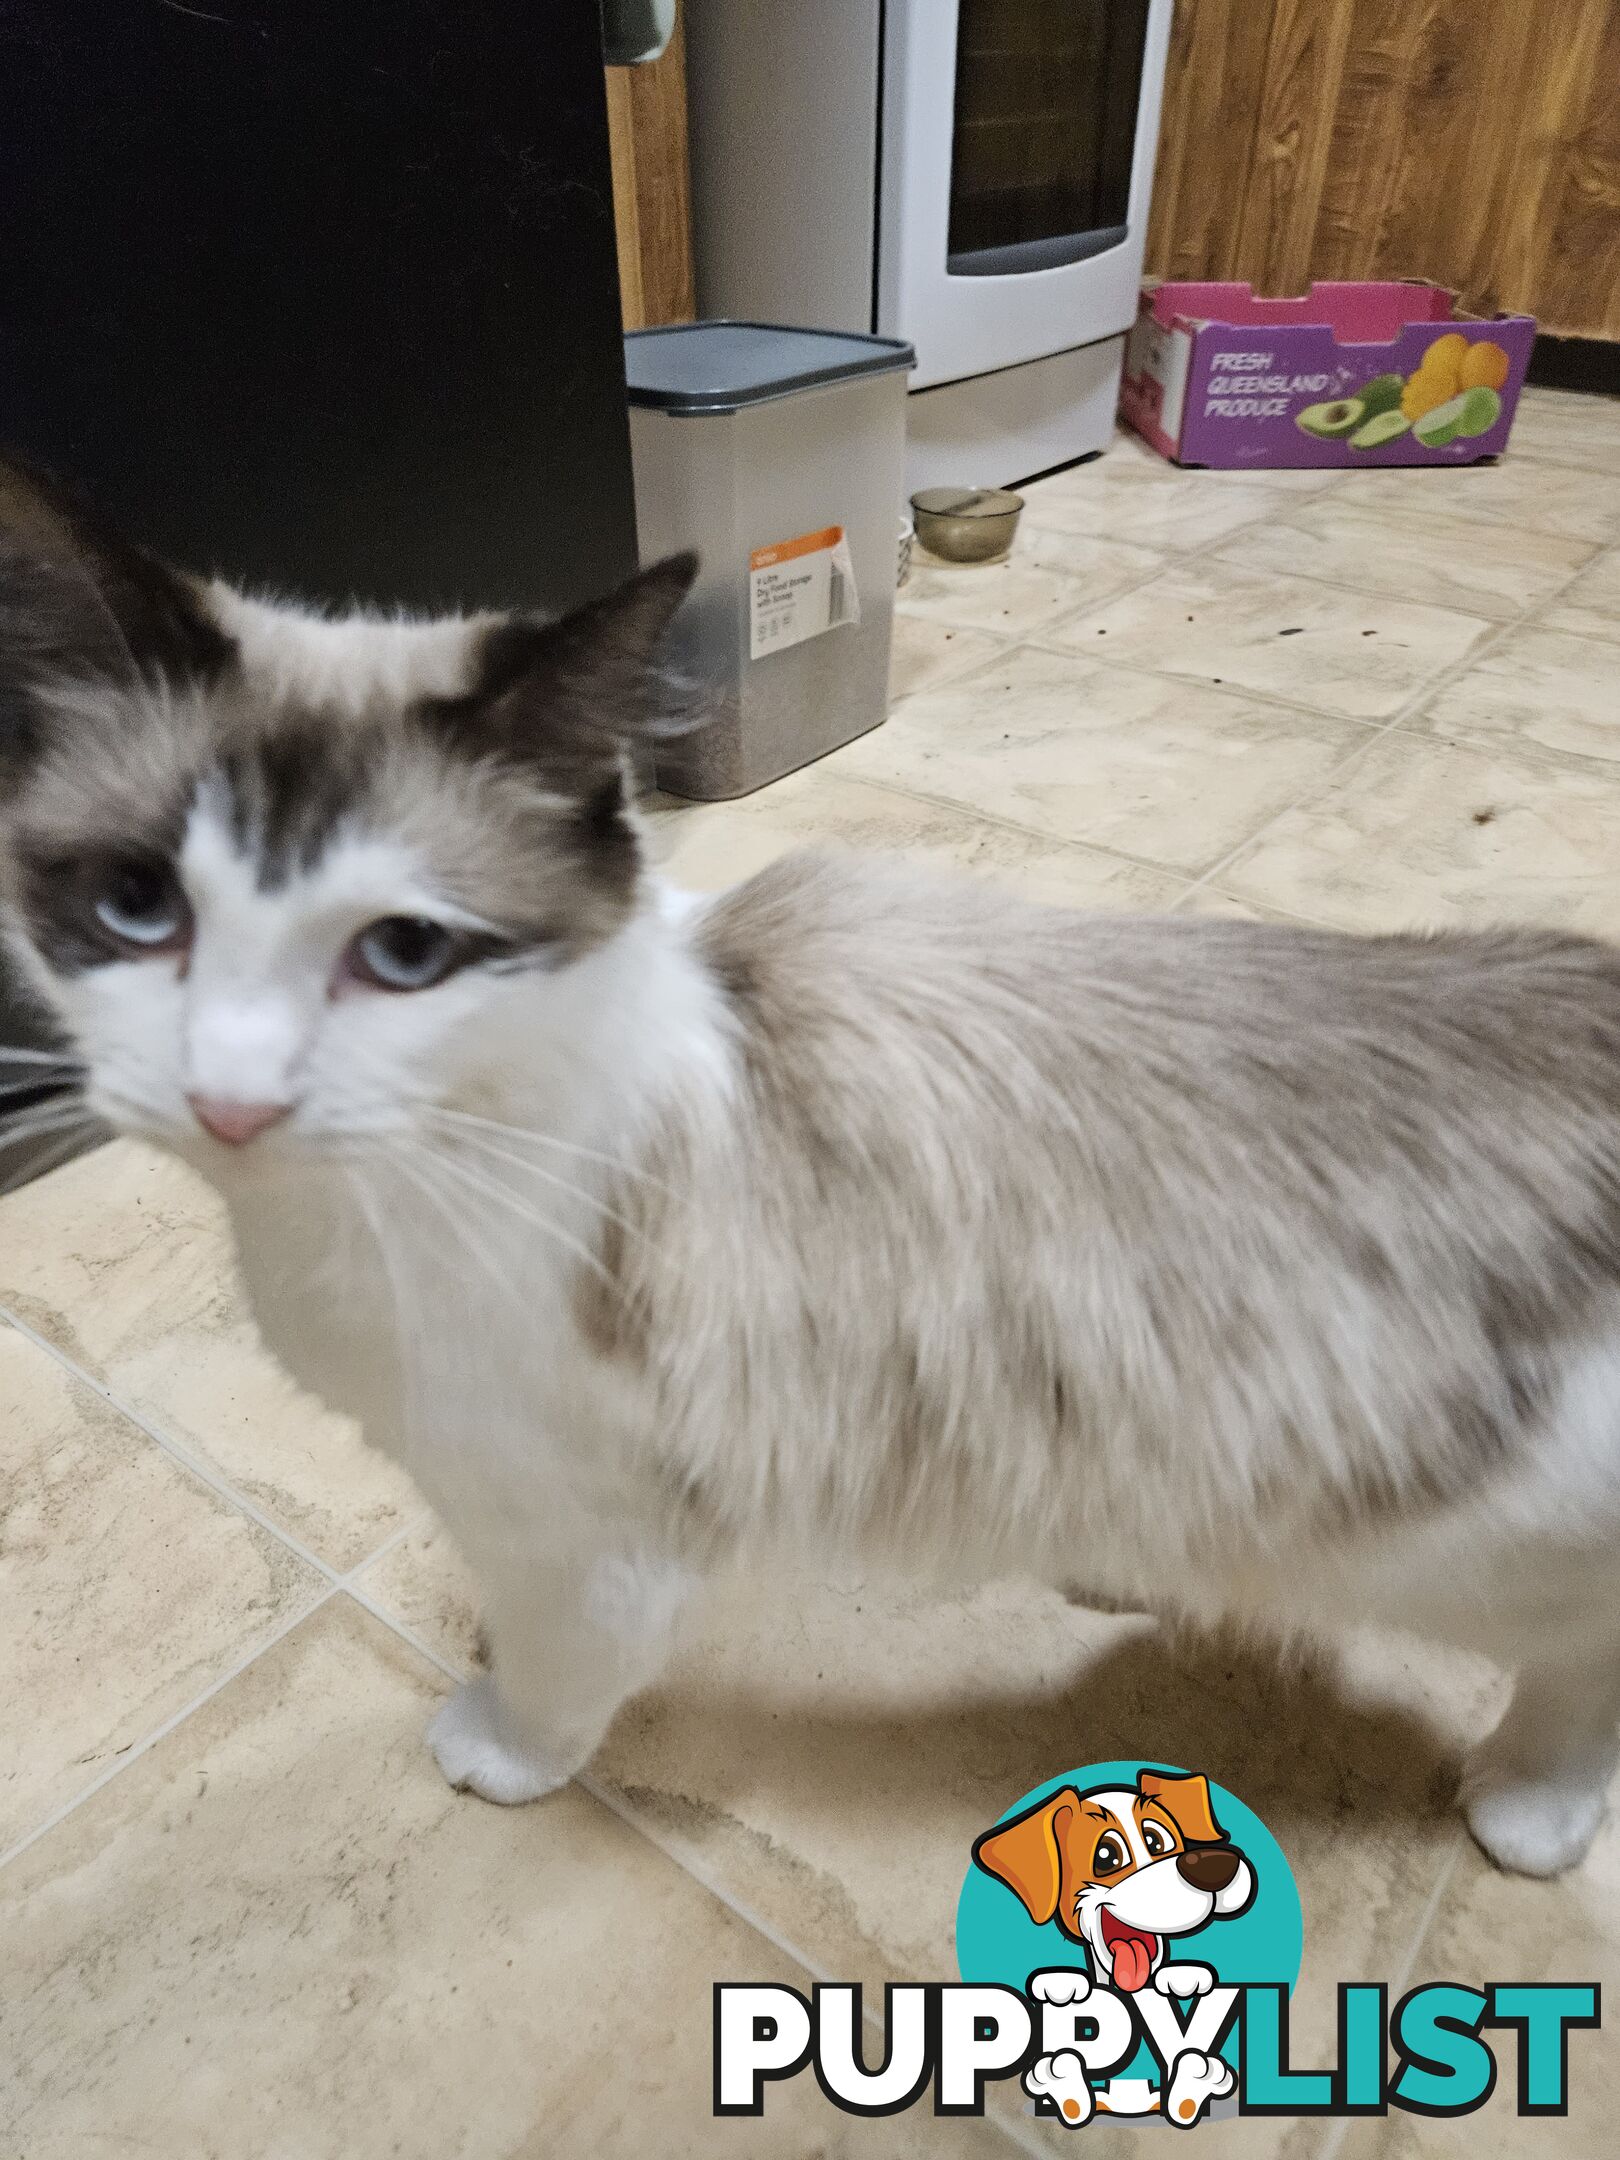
[
  {"x1": 1391, "y1": 529, "x2": 1615, "y2": 682},
  {"x1": 908, "y1": 481, "x2": 1336, "y2": 662},
  {"x1": 1381, "y1": 1828, "x2": 1465, "y2": 2002},
  {"x1": 330, "y1": 1580, "x2": 953, "y2": 2075},
  {"x1": 1169, "y1": 885, "x2": 1343, "y2": 930},
  {"x1": 1490, "y1": 449, "x2": 1620, "y2": 485},
  {"x1": 7, "y1": 1483, "x2": 1053, "y2": 2160},
  {"x1": 1173, "y1": 569, "x2": 1598, "y2": 911},
  {"x1": 802, "y1": 762, "x2": 1217, "y2": 890},
  {"x1": 720, "y1": 530, "x2": 1613, "y2": 898},
  {"x1": 884, "y1": 572, "x2": 1456, "y2": 888},
  {"x1": 0, "y1": 1303, "x2": 339, "y2": 1584},
  {"x1": 326, "y1": 1587, "x2": 847, "y2": 1976},
  {"x1": 1194, "y1": 547, "x2": 1592, "y2": 627},
  {"x1": 1153, "y1": 501, "x2": 1604, "y2": 752},
  {"x1": 986, "y1": 2111, "x2": 1062, "y2": 2159},
  {"x1": 850, "y1": 650, "x2": 1400, "y2": 897},
  {"x1": 1463, "y1": 612, "x2": 1620, "y2": 656},
  {"x1": 0, "y1": 1587, "x2": 338, "y2": 1875},
  {"x1": 1344, "y1": 542, "x2": 1620, "y2": 766},
  {"x1": 0, "y1": 1473, "x2": 432, "y2": 1876},
  {"x1": 332, "y1": 1587, "x2": 851, "y2": 1978},
  {"x1": 1198, "y1": 481, "x2": 1613, "y2": 566},
  {"x1": 1520, "y1": 622, "x2": 1620, "y2": 652},
  {"x1": 334, "y1": 1573, "x2": 1486, "y2": 2160},
  {"x1": 0, "y1": 1301, "x2": 426, "y2": 1595},
  {"x1": 916, "y1": 457, "x2": 1615, "y2": 726},
  {"x1": 913, "y1": 521, "x2": 1505, "y2": 737},
  {"x1": 1024, "y1": 486, "x2": 1516, "y2": 697},
  {"x1": 1314, "y1": 1831, "x2": 1466, "y2": 2160},
  {"x1": 1172, "y1": 732, "x2": 1397, "y2": 910},
  {"x1": 333, "y1": 1575, "x2": 1054, "y2": 2159},
  {"x1": 339, "y1": 1584, "x2": 473, "y2": 1687},
  {"x1": 1019, "y1": 633, "x2": 1427, "y2": 730},
  {"x1": 900, "y1": 467, "x2": 1345, "y2": 661},
  {"x1": 1037, "y1": 526, "x2": 1543, "y2": 641},
  {"x1": 579, "y1": 1775, "x2": 1059, "y2": 2160},
  {"x1": 889, "y1": 630, "x2": 1020, "y2": 702}
]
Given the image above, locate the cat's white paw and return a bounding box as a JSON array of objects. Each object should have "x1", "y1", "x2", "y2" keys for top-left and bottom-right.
[
  {"x1": 1464, "y1": 1771, "x2": 1607, "y2": 1878},
  {"x1": 428, "y1": 1678, "x2": 570, "y2": 1806}
]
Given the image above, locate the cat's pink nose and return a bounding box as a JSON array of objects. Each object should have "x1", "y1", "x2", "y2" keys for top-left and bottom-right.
[{"x1": 187, "y1": 1095, "x2": 291, "y2": 1146}]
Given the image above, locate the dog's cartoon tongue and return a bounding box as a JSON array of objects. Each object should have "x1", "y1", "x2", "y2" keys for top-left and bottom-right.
[{"x1": 1100, "y1": 1911, "x2": 1158, "y2": 1993}]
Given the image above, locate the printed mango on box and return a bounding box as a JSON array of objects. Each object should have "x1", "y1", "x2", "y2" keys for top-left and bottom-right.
[{"x1": 1119, "y1": 281, "x2": 1534, "y2": 470}]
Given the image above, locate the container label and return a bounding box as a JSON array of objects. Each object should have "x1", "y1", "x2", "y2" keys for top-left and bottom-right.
[{"x1": 748, "y1": 524, "x2": 859, "y2": 660}]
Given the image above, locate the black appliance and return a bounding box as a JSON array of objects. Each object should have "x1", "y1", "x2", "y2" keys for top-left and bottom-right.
[{"x1": 0, "y1": 0, "x2": 639, "y2": 1175}]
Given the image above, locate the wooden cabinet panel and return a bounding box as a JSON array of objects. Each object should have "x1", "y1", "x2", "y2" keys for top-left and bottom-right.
[
  {"x1": 1146, "y1": 0, "x2": 1620, "y2": 339},
  {"x1": 605, "y1": 15, "x2": 696, "y2": 332}
]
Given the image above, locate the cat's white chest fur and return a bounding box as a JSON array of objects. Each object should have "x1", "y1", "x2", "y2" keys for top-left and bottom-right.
[
  {"x1": 231, "y1": 1131, "x2": 615, "y2": 1433},
  {"x1": 220, "y1": 894, "x2": 729, "y2": 1541}
]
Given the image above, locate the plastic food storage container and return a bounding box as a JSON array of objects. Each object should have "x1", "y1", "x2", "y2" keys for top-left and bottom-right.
[{"x1": 625, "y1": 321, "x2": 914, "y2": 799}]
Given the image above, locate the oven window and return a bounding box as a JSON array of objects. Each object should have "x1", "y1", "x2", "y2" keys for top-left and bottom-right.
[{"x1": 947, "y1": 0, "x2": 1152, "y2": 276}]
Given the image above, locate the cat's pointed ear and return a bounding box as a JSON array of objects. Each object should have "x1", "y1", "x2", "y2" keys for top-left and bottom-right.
[
  {"x1": 460, "y1": 551, "x2": 700, "y2": 771},
  {"x1": 0, "y1": 450, "x2": 233, "y2": 728}
]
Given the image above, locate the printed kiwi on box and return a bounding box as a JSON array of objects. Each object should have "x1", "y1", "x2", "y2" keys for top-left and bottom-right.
[{"x1": 1119, "y1": 280, "x2": 1535, "y2": 471}]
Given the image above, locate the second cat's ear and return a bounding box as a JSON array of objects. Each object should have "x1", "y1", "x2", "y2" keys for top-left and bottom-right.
[
  {"x1": 0, "y1": 452, "x2": 233, "y2": 711},
  {"x1": 454, "y1": 552, "x2": 700, "y2": 772}
]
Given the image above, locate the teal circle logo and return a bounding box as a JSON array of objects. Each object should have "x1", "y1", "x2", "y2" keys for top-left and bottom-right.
[{"x1": 957, "y1": 1762, "x2": 1302, "y2": 2111}]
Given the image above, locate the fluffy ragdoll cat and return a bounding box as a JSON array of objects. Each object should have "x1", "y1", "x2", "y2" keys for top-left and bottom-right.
[{"x1": 3, "y1": 456, "x2": 1619, "y2": 1882}]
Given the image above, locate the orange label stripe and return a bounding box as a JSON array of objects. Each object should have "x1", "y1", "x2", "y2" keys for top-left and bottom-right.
[{"x1": 749, "y1": 525, "x2": 843, "y2": 572}]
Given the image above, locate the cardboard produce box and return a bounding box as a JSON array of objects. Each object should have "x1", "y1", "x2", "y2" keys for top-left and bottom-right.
[{"x1": 1120, "y1": 280, "x2": 1535, "y2": 470}]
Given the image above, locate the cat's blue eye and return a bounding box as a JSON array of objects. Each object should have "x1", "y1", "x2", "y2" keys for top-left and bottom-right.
[
  {"x1": 91, "y1": 860, "x2": 190, "y2": 952},
  {"x1": 348, "y1": 915, "x2": 461, "y2": 992}
]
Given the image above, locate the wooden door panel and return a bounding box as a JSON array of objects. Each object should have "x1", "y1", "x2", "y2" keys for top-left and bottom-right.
[{"x1": 1147, "y1": 0, "x2": 1620, "y2": 340}]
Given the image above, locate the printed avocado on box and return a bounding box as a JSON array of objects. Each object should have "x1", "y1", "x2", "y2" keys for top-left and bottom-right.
[{"x1": 1120, "y1": 280, "x2": 1536, "y2": 471}]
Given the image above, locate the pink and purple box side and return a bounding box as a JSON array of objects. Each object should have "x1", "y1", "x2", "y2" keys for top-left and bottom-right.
[{"x1": 1119, "y1": 280, "x2": 1536, "y2": 470}]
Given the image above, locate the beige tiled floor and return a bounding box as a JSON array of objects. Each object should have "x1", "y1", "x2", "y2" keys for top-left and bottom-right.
[{"x1": 5, "y1": 390, "x2": 1620, "y2": 2156}]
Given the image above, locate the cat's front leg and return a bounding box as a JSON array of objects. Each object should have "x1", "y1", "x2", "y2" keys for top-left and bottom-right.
[{"x1": 428, "y1": 1543, "x2": 693, "y2": 1806}]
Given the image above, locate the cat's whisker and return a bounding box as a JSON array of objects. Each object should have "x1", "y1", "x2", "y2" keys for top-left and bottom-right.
[
  {"x1": 419, "y1": 1140, "x2": 621, "y2": 1298},
  {"x1": 343, "y1": 1161, "x2": 422, "y2": 1369},
  {"x1": 423, "y1": 1143, "x2": 618, "y2": 1296},
  {"x1": 429, "y1": 1164, "x2": 544, "y2": 1314},
  {"x1": 388, "y1": 1147, "x2": 543, "y2": 1324},
  {"x1": 385, "y1": 1144, "x2": 488, "y2": 1268},
  {"x1": 0, "y1": 1074, "x2": 84, "y2": 1104},
  {"x1": 0, "y1": 1105, "x2": 88, "y2": 1140},
  {"x1": 364, "y1": 1134, "x2": 482, "y2": 1266},
  {"x1": 0, "y1": 1077, "x2": 88, "y2": 1107},
  {"x1": 0, "y1": 1046, "x2": 83, "y2": 1069},
  {"x1": 431, "y1": 1121, "x2": 659, "y2": 1257},
  {"x1": 424, "y1": 1105, "x2": 679, "y2": 1201},
  {"x1": 0, "y1": 1103, "x2": 94, "y2": 1151}
]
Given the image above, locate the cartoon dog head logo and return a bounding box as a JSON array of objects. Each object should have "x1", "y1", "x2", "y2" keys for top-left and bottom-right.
[{"x1": 971, "y1": 1768, "x2": 1256, "y2": 1993}]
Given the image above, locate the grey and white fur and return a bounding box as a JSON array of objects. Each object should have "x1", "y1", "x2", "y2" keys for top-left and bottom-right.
[{"x1": 2, "y1": 455, "x2": 1618, "y2": 1879}]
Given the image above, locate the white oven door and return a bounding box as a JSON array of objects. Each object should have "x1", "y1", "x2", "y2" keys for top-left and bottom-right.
[{"x1": 878, "y1": 0, "x2": 1172, "y2": 390}]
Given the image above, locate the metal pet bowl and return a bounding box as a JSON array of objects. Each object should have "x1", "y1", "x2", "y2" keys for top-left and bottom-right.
[{"x1": 910, "y1": 485, "x2": 1025, "y2": 564}]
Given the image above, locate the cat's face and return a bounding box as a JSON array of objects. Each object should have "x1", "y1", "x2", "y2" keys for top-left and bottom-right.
[{"x1": 0, "y1": 455, "x2": 694, "y2": 1169}]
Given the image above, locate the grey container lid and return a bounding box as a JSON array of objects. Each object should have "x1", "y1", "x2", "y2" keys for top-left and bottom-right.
[{"x1": 624, "y1": 320, "x2": 915, "y2": 417}]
